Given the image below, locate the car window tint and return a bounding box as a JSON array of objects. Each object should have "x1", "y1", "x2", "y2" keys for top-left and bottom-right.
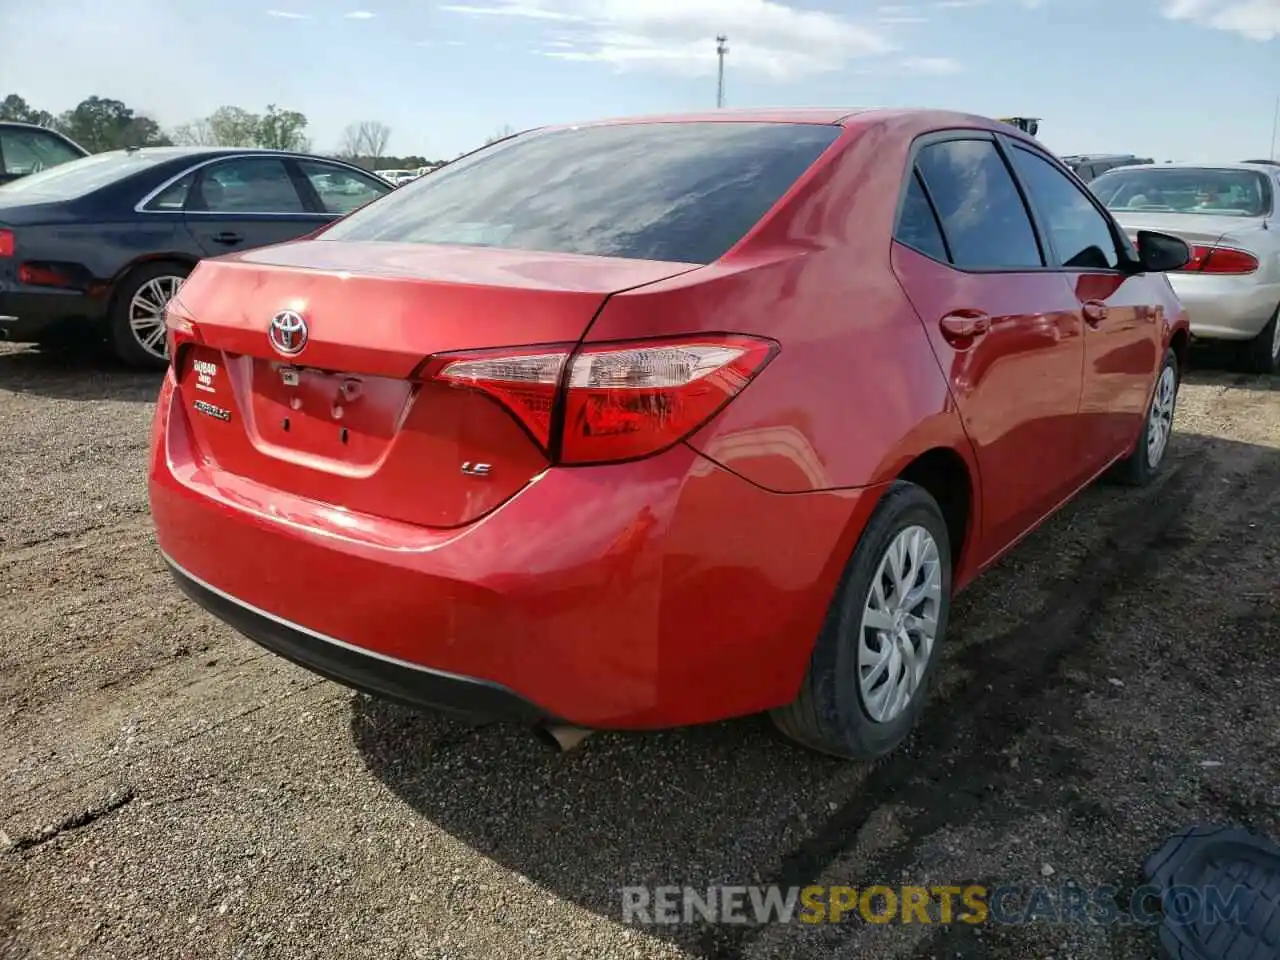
[
  {"x1": 895, "y1": 170, "x2": 949, "y2": 262},
  {"x1": 196, "y1": 157, "x2": 304, "y2": 213},
  {"x1": 0, "y1": 128, "x2": 82, "y2": 176},
  {"x1": 1009, "y1": 146, "x2": 1120, "y2": 270},
  {"x1": 320, "y1": 122, "x2": 843, "y2": 264},
  {"x1": 915, "y1": 139, "x2": 1042, "y2": 270},
  {"x1": 145, "y1": 171, "x2": 195, "y2": 212},
  {"x1": 297, "y1": 159, "x2": 390, "y2": 215}
]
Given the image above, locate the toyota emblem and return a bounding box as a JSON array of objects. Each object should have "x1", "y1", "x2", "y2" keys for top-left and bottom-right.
[{"x1": 269, "y1": 310, "x2": 308, "y2": 356}]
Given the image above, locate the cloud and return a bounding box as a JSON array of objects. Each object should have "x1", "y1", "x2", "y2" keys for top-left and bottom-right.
[
  {"x1": 266, "y1": 8, "x2": 309, "y2": 17},
  {"x1": 901, "y1": 55, "x2": 963, "y2": 73},
  {"x1": 344, "y1": 9, "x2": 376, "y2": 18},
  {"x1": 440, "y1": 0, "x2": 899, "y2": 78},
  {"x1": 1162, "y1": 0, "x2": 1280, "y2": 40}
]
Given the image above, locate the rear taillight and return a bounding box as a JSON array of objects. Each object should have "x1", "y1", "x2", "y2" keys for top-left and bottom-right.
[
  {"x1": 163, "y1": 296, "x2": 201, "y2": 366},
  {"x1": 0, "y1": 230, "x2": 13, "y2": 258},
  {"x1": 1180, "y1": 245, "x2": 1259, "y2": 275},
  {"x1": 430, "y1": 334, "x2": 778, "y2": 464}
]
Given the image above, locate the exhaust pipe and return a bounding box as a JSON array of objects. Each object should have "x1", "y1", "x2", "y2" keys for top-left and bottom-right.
[{"x1": 535, "y1": 724, "x2": 594, "y2": 753}]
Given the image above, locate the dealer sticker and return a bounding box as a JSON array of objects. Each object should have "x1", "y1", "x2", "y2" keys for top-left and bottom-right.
[{"x1": 193, "y1": 358, "x2": 219, "y2": 394}]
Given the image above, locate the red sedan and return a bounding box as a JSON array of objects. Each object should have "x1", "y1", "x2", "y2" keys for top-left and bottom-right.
[{"x1": 149, "y1": 108, "x2": 1192, "y2": 759}]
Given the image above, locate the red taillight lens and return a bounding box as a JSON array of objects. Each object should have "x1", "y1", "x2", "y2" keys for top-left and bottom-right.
[
  {"x1": 0, "y1": 230, "x2": 13, "y2": 258},
  {"x1": 1180, "y1": 245, "x2": 1259, "y2": 275},
  {"x1": 163, "y1": 295, "x2": 201, "y2": 366},
  {"x1": 432, "y1": 334, "x2": 778, "y2": 464}
]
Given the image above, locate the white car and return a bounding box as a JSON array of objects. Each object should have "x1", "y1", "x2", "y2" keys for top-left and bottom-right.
[{"x1": 1092, "y1": 161, "x2": 1280, "y2": 373}]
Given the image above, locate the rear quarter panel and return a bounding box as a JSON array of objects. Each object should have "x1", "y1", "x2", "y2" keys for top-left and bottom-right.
[{"x1": 585, "y1": 115, "x2": 974, "y2": 495}]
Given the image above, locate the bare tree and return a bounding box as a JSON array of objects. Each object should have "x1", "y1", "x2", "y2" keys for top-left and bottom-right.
[
  {"x1": 485, "y1": 124, "x2": 515, "y2": 145},
  {"x1": 338, "y1": 120, "x2": 392, "y2": 168},
  {"x1": 170, "y1": 117, "x2": 216, "y2": 146}
]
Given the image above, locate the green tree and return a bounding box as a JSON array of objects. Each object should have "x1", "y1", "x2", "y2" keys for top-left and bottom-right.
[
  {"x1": 0, "y1": 93, "x2": 56, "y2": 127},
  {"x1": 206, "y1": 106, "x2": 262, "y2": 147},
  {"x1": 258, "y1": 104, "x2": 310, "y2": 151},
  {"x1": 54, "y1": 96, "x2": 170, "y2": 151}
]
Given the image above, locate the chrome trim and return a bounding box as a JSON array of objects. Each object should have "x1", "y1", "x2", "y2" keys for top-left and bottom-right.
[
  {"x1": 0, "y1": 315, "x2": 19, "y2": 323},
  {"x1": 132, "y1": 152, "x2": 392, "y2": 215},
  {"x1": 160, "y1": 549, "x2": 485, "y2": 683}
]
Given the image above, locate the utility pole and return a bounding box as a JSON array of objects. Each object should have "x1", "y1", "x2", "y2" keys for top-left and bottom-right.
[
  {"x1": 716, "y1": 34, "x2": 729, "y2": 108},
  {"x1": 1271, "y1": 94, "x2": 1279, "y2": 161}
]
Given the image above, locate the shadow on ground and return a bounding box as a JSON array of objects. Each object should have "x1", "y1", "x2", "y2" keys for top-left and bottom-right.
[
  {"x1": 351, "y1": 433, "x2": 1280, "y2": 959},
  {"x1": 0, "y1": 345, "x2": 161, "y2": 403}
]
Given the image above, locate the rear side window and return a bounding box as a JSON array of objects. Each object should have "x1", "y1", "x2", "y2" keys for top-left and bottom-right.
[
  {"x1": 916, "y1": 139, "x2": 1043, "y2": 270},
  {"x1": 894, "y1": 171, "x2": 949, "y2": 262},
  {"x1": 320, "y1": 122, "x2": 843, "y2": 264}
]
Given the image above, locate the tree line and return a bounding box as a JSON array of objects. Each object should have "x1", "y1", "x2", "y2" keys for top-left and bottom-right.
[{"x1": 0, "y1": 93, "x2": 449, "y2": 172}]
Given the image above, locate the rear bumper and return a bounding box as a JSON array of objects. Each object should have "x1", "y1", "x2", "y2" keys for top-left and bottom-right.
[
  {"x1": 0, "y1": 288, "x2": 107, "y2": 343},
  {"x1": 165, "y1": 556, "x2": 553, "y2": 722},
  {"x1": 1167, "y1": 275, "x2": 1280, "y2": 341},
  {"x1": 149, "y1": 373, "x2": 880, "y2": 729}
]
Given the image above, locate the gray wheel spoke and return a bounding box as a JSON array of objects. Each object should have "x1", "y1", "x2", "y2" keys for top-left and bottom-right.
[{"x1": 127, "y1": 274, "x2": 184, "y2": 360}]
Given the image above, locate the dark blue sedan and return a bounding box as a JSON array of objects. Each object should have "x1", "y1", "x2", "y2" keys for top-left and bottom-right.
[{"x1": 0, "y1": 147, "x2": 393, "y2": 367}]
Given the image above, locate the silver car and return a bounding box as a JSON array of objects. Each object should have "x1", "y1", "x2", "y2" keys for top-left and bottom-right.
[{"x1": 1090, "y1": 161, "x2": 1280, "y2": 373}]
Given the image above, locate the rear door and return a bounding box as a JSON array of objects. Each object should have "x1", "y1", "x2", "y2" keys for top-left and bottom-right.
[
  {"x1": 182, "y1": 155, "x2": 327, "y2": 256},
  {"x1": 1005, "y1": 141, "x2": 1161, "y2": 475},
  {"x1": 891, "y1": 133, "x2": 1087, "y2": 562}
]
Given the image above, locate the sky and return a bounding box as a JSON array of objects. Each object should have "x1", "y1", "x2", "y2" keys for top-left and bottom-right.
[{"x1": 0, "y1": 0, "x2": 1277, "y2": 161}]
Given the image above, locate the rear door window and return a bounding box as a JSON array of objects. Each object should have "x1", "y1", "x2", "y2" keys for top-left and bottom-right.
[
  {"x1": 320, "y1": 122, "x2": 843, "y2": 264},
  {"x1": 192, "y1": 157, "x2": 306, "y2": 213},
  {"x1": 915, "y1": 139, "x2": 1043, "y2": 270},
  {"x1": 894, "y1": 171, "x2": 950, "y2": 262}
]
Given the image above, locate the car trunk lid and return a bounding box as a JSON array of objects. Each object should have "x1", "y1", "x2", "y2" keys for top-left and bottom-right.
[{"x1": 170, "y1": 240, "x2": 700, "y2": 528}]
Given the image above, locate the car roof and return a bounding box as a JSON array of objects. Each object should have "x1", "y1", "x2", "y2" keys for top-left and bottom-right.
[{"x1": 539, "y1": 106, "x2": 1023, "y2": 132}]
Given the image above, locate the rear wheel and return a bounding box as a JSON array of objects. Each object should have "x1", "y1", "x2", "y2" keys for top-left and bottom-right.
[
  {"x1": 1109, "y1": 347, "x2": 1178, "y2": 487},
  {"x1": 771, "y1": 482, "x2": 951, "y2": 760},
  {"x1": 109, "y1": 262, "x2": 190, "y2": 369},
  {"x1": 1235, "y1": 306, "x2": 1280, "y2": 375}
]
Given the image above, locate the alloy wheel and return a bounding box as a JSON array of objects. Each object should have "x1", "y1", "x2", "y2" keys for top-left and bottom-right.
[
  {"x1": 1146, "y1": 365, "x2": 1177, "y2": 469},
  {"x1": 128, "y1": 275, "x2": 184, "y2": 360},
  {"x1": 857, "y1": 525, "x2": 943, "y2": 724}
]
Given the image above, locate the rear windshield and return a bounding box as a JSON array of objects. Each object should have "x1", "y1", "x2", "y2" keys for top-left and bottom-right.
[
  {"x1": 320, "y1": 122, "x2": 843, "y2": 264},
  {"x1": 1091, "y1": 167, "x2": 1271, "y2": 217},
  {"x1": 0, "y1": 150, "x2": 169, "y2": 200}
]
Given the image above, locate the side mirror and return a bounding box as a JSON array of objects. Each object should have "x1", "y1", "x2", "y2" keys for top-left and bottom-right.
[{"x1": 1135, "y1": 230, "x2": 1191, "y2": 272}]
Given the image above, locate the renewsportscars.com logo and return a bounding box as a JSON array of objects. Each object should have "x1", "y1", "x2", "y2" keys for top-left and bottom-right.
[{"x1": 621, "y1": 883, "x2": 1252, "y2": 927}]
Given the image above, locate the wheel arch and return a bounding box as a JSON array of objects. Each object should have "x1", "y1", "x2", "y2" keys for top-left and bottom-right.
[
  {"x1": 106, "y1": 253, "x2": 199, "y2": 315},
  {"x1": 894, "y1": 445, "x2": 979, "y2": 585}
]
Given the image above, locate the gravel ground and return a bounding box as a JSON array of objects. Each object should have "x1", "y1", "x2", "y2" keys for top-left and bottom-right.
[{"x1": 0, "y1": 342, "x2": 1277, "y2": 960}]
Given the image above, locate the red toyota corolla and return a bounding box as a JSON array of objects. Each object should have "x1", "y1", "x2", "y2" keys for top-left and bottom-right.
[{"x1": 149, "y1": 108, "x2": 1192, "y2": 759}]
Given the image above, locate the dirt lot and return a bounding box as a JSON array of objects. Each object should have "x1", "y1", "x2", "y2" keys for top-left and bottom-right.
[{"x1": 0, "y1": 342, "x2": 1277, "y2": 960}]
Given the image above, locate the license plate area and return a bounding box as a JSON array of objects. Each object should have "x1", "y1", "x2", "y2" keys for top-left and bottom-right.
[{"x1": 248, "y1": 360, "x2": 414, "y2": 469}]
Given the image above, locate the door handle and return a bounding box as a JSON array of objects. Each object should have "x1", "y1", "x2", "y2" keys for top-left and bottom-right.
[
  {"x1": 938, "y1": 311, "x2": 991, "y2": 347},
  {"x1": 1082, "y1": 300, "x2": 1109, "y2": 326},
  {"x1": 211, "y1": 231, "x2": 244, "y2": 245}
]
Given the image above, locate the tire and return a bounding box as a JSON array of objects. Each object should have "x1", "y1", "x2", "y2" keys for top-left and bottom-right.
[
  {"x1": 108, "y1": 262, "x2": 190, "y2": 370},
  {"x1": 1109, "y1": 347, "x2": 1179, "y2": 487},
  {"x1": 770, "y1": 482, "x2": 952, "y2": 760},
  {"x1": 1235, "y1": 306, "x2": 1280, "y2": 375}
]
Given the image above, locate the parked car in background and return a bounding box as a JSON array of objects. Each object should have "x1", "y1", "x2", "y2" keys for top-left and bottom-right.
[
  {"x1": 149, "y1": 108, "x2": 1191, "y2": 760},
  {"x1": 1091, "y1": 161, "x2": 1280, "y2": 372},
  {"x1": 0, "y1": 147, "x2": 393, "y2": 367},
  {"x1": 0, "y1": 122, "x2": 88, "y2": 185},
  {"x1": 377, "y1": 168, "x2": 420, "y2": 187},
  {"x1": 1061, "y1": 153, "x2": 1154, "y2": 183}
]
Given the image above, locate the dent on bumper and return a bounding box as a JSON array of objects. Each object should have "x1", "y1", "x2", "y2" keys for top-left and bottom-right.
[{"x1": 149, "y1": 378, "x2": 882, "y2": 729}]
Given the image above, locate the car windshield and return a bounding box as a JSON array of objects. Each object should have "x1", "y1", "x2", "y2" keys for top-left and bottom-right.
[
  {"x1": 1091, "y1": 167, "x2": 1271, "y2": 217},
  {"x1": 0, "y1": 150, "x2": 169, "y2": 199},
  {"x1": 320, "y1": 121, "x2": 843, "y2": 264}
]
